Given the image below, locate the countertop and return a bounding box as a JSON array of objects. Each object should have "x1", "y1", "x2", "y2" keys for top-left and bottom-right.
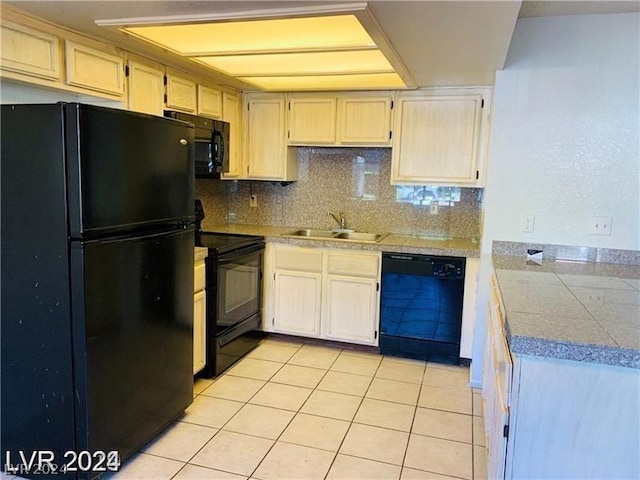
[
  {"x1": 204, "y1": 223, "x2": 480, "y2": 258},
  {"x1": 493, "y1": 255, "x2": 640, "y2": 369}
]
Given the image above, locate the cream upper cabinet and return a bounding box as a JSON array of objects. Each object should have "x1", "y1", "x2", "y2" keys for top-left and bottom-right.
[
  {"x1": 222, "y1": 90, "x2": 243, "y2": 179},
  {"x1": 337, "y1": 94, "x2": 393, "y2": 146},
  {"x1": 391, "y1": 88, "x2": 491, "y2": 186},
  {"x1": 166, "y1": 71, "x2": 197, "y2": 113},
  {"x1": 65, "y1": 41, "x2": 124, "y2": 96},
  {"x1": 127, "y1": 58, "x2": 165, "y2": 116},
  {"x1": 288, "y1": 96, "x2": 337, "y2": 145},
  {"x1": 0, "y1": 21, "x2": 61, "y2": 81},
  {"x1": 245, "y1": 93, "x2": 297, "y2": 181},
  {"x1": 198, "y1": 84, "x2": 222, "y2": 118}
]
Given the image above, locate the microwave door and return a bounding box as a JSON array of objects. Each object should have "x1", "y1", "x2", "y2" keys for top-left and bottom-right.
[{"x1": 212, "y1": 129, "x2": 228, "y2": 174}]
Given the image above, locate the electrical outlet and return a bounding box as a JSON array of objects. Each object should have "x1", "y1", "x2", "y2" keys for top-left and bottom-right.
[
  {"x1": 590, "y1": 216, "x2": 612, "y2": 235},
  {"x1": 520, "y1": 215, "x2": 535, "y2": 233},
  {"x1": 250, "y1": 194, "x2": 258, "y2": 208},
  {"x1": 430, "y1": 201, "x2": 438, "y2": 215}
]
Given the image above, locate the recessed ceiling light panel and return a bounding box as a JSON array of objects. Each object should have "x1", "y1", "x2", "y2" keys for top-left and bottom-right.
[
  {"x1": 240, "y1": 73, "x2": 406, "y2": 91},
  {"x1": 197, "y1": 50, "x2": 394, "y2": 77}
]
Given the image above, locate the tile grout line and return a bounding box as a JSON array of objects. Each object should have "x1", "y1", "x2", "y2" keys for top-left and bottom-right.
[
  {"x1": 248, "y1": 341, "x2": 346, "y2": 480},
  {"x1": 322, "y1": 351, "x2": 383, "y2": 480}
]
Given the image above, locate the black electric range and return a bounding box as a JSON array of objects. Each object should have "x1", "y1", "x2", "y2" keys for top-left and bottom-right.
[{"x1": 196, "y1": 231, "x2": 265, "y2": 377}]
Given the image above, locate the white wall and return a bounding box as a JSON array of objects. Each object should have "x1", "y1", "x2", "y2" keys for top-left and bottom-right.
[
  {"x1": 482, "y1": 12, "x2": 640, "y2": 252},
  {"x1": 0, "y1": 80, "x2": 125, "y2": 109},
  {"x1": 471, "y1": 12, "x2": 640, "y2": 386}
]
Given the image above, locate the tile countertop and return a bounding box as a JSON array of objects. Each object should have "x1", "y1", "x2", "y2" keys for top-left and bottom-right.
[
  {"x1": 203, "y1": 224, "x2": 480, "y2": 258},
  {"x1": 492, "y1": 255, "x2": 640, "y2": 369}
]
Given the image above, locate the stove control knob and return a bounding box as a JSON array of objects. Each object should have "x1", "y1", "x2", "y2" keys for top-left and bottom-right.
[{"x1": 442, "y1": 264, "x2": 456, "y2": 276}]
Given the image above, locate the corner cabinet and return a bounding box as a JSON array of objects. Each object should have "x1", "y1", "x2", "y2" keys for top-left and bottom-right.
[
  {"x1": 391, "y1": 88, "x2": 491, "y2": 186},
  {"x1": 244, "y1": 93, "x2": 298, "y2": 181},
  {"x1": 266, "y1": 244, "x2": 380, "y2": 346}
]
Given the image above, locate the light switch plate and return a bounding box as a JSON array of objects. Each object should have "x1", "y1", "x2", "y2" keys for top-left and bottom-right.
[{"x1": 430, "y1": 201, "x2": 438, "y2": 215}]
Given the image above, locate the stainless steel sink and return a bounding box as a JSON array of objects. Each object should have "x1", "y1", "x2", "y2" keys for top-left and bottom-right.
[
  {"x1": 286, "y1": 229, "x2": 336, "y2": 238},
  {"x1": 283, "y1": 229, "x2": 388, "y2": 243},
  {"x1": 333, "y1": 232, "x2": 387, "y2": 242}
]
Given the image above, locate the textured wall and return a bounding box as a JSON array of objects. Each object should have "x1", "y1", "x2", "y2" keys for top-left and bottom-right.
[
  {"x1": 482, "y1": 13, "x2": 640, "y2": 251},
  {"x1": 197, "y1": 147, "x2": 483, "y2": 239}
]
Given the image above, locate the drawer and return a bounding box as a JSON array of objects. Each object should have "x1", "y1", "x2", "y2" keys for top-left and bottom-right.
[
  {"x1": 194, "y1": 260, "x2": 206, "y2": 293},
  {"x1": 327, "y1": 252, "x2": 379, "y2": 278},
  {"x1": 275, "y1": 246, "x2": 323, "y2": 273}
]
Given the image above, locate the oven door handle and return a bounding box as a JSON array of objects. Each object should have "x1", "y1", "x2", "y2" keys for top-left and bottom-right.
[{"x1": 216, "y1": 243, "x2": 265, "y2": 265}]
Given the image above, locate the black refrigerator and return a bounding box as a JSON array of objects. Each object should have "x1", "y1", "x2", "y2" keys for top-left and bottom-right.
[{"x1": 1, "y1": 103, "x2": 195, "y2": 479}]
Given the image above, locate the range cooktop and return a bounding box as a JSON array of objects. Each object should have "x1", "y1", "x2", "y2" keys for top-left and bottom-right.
[{"x1": 196, "y1": 231, "x2": 264, "y2": 254}]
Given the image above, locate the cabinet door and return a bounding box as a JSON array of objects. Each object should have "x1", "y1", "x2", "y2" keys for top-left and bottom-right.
[
  {"x1": 193, "y1": 290, "x2": 206, "y2": 374},
  {"x1": 166, "y1": 73, "x2": 197, "y2": 113},
  {"x1": 324, "y1": 275, "x2": 378, "y2": 345},
  {"x1": 198, "y1": 84, "x2": 222, "y2": 118},
  {"x1": 288, "y1": 97, "x2": 336, "y2": 145},
  {"x1": 246, "y1": 96, "x2": 287, "y2": 179},
  {"x1": 65, "y1": 41, "x2": 124, "y2": 96},
  {"x1": 222, "y1": 91, "x2": 243, "y2": 179},
  {"x1": 127, "y1": 59, "x2": 164, "y2": 116},
  {"x1": 337, "y1": 95, "x2": 392, "y2": 145},
  {"x1": 0, "y1": 21, "x2": 60, "y2": 80},
  {"x1": 392, "y1": 93, "x2": 484, "y2": 185},
  {"x1": 273, "y1": 270, "x2": 322, "y2": 337}
]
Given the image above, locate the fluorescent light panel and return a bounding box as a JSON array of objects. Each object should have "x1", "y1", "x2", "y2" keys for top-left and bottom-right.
[
  {"x1": 197, "y1": 50, "x2": 394, "y2": 76},
  {"x1": 119, "y1": 12, "x2": 406, "y2": 90},
  {"x1": 241, "y1": 73, "x2": 406, "y2": 91},
  {"x1": 124, "y1": 15, "x2": 374, "y2": 55}
]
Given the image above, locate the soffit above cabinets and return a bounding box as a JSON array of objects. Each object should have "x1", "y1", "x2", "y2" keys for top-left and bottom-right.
[{"x1": 13, "y1": 1, "x2": 636, "y2": 90}]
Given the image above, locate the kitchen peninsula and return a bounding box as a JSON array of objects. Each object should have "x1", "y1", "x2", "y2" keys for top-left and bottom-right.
[{"x1": 483, "y1": 242, "x2": 639, "y2": 479}]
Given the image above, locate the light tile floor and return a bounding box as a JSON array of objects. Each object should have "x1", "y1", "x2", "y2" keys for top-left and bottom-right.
[{"x1": 3, "y1": 339, "x2": 488, "y2": 480}]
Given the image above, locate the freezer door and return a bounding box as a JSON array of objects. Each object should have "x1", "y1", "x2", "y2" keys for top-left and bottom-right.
[
  {"x1": 70, "y1": 227, "x2": 194, "y2": 461},
  {"x1": 65, "y1": 104, "x2": 195, "y2": 238}
]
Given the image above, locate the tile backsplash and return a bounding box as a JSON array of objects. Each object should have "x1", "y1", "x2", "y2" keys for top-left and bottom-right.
[{"x1": 196, "y1": 148, "x2": 482, "y2": 239}]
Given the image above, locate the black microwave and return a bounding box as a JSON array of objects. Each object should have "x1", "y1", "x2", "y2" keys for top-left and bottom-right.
[{"x1": 164, "y1": 110, "x2": 230, "y2": 178}]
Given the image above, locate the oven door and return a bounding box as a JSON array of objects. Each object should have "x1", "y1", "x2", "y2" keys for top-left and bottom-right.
[{"x1": 215, "y1": 244, "x2": 264, "y2": 332}]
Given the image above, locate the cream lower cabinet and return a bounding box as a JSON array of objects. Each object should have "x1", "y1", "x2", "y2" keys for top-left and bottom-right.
[
  {"x1": 274, "y1": 270, "x2": 322, "y2": 337},
  {"x1": 193, "y1": 248, "x2": 208, "y2": 375},
  {"x1": 268, "y1": 244, "x2": 380, "y2": 346},
  {"x1": 323, "y1": 251, "x2": 380, "y2": 345},
  {"x1": 482, "y1": 270, "x2": 511, "y2": 479}
]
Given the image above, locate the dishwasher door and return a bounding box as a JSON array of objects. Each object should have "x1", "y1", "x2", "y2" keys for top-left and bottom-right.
[{"x1": 380, "y1": 253, "x2": 465, "y2": 364}]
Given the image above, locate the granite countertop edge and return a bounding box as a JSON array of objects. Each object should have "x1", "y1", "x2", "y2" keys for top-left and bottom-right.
[
  {"x1": 508, "y1": 334, "x2": 640, "y2": 369},
  {"x1": 204, "y1": 223, "x2": 481, "y2": 258}
]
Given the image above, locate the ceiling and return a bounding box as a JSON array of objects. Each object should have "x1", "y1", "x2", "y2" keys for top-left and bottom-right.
[{"x1": 3, "y1": 1, "x2": 639, "y2": 91}]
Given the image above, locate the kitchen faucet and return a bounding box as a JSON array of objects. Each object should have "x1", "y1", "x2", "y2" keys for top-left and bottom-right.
[{"x1": 328, "y1": 212, "x2": 347, "y2": 230}]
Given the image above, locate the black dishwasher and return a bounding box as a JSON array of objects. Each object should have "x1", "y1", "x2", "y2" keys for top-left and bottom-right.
[{"x1": 380, "y1": 253, "x2": 466, "y2": 365}]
